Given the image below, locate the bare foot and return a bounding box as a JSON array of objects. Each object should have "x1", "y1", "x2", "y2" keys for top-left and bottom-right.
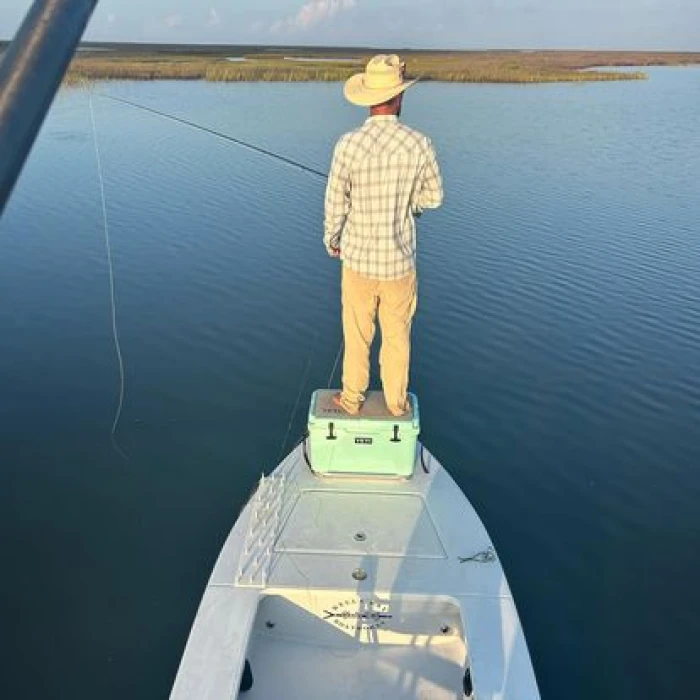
[
  {"x1": 332, "y1": 392, "x2": 360, "y2": 415},
  {"x1": 388, "y1": 400, "x2": 410, "y2": 417}
]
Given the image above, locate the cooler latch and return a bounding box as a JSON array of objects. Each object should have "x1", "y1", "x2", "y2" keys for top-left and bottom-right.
[
  {"x1": 326, "y1": 422, "x2": 337, "y2": 441},
  {"x1": 391, "y1": 425, "x2": 401, "y2": 443}
]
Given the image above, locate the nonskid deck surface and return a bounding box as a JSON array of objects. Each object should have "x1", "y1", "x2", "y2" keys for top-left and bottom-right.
[
  {"x1": 312, "y1": 389, "x2": 415, "y2": 421},
  {"x1": 233, "y1": 452, "x2": 505, "y2": 597},
  {"x1": 244, "y1": 636, "x2": 466, "y2": 700}
]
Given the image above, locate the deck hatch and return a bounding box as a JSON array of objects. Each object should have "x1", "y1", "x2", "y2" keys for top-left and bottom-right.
[{"x1": 275, "y1": 491, "x2": 446, "y2": 558}]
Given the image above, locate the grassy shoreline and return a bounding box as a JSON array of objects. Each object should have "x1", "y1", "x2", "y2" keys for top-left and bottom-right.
[
  {"x1": 65, "y1": 60, "x2": 649, "y2": 85},
  {"x1": 2, "y1": 42, "x2": 698, "y2": 84},
  {"x1": 63, "y1": 47, "x2": 700, "y2": 84}
]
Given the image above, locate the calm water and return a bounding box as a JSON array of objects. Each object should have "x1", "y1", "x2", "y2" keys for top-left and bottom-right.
[{"x1": 2, "y1": 68, "x2": 699, "y2": 699}]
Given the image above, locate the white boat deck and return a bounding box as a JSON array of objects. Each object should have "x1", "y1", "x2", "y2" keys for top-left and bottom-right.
[
  {"x1": 171, "y1": 441, "x2": 540, "y2": 700},
  {"x1": 245, "y1": 636, "x2": 467, "y2": 700},
  {"x1": 213, "y1": 447, "x2": 506, "y2": 599}
]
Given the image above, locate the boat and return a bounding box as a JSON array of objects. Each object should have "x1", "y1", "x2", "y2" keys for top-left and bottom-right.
[
  {"x1": 170, "y1": 391, "x2": 540, "y2": 699},
  {"x1": 1, "y1": 7, "x2": 540, "y2": 698}
]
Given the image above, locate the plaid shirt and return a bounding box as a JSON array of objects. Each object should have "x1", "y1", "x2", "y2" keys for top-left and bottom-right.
[{"x1": 324, "y1": 115, "x2": 444, "y2": 280}]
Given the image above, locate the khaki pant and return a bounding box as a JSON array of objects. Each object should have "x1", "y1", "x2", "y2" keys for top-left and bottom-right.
[{"x1": 339, "y1": 266, "x2": 417, "y2": 416}]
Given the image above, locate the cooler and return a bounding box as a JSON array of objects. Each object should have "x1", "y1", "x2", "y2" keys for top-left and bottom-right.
[{"x1": 306, "y1": 390, "x2": 420, "y2": 478}]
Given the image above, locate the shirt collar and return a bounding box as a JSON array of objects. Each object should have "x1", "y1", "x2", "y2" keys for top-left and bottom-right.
[{"x1": 366, "y1": 115, "x2": 399, "y2": 123}]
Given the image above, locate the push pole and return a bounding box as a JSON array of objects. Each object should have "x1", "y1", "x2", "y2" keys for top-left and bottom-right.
[{"x1": 0, "y1": 0, "x2": 99, "y2": 217}]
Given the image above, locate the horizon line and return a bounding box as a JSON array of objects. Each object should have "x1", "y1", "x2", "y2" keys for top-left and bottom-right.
[{"x1": 1, "y1": 39, "x2": 699, "y2": 54}]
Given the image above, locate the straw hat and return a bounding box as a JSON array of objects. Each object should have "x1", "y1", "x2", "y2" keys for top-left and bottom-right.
[{"x1": 344, "y1": 54, "x2": 418, "y2": 107}]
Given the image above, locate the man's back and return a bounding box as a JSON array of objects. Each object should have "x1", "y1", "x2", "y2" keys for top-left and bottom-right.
[{"x1": 324, "y1": 114, "x2": 443, "y2": 281}]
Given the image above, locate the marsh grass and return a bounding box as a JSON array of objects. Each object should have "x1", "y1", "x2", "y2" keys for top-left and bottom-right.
[{"x1": 64, "y1": 49, "x2": 700, "y2": 85}]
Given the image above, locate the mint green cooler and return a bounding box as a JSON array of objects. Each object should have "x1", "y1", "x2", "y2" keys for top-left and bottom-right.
[{"x1": 307, "y1": 390, "x2": 420, "y2": 477}]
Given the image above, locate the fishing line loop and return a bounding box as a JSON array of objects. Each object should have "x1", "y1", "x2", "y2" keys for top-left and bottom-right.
[
  {"x1": 327, "y1": 341, "x2": 344, "y2": 389},
  {"x1": 91, "y1": 89, "x2": 346, "y2": 461},
  {"x1": 85, "y1": 82, "x2": 129, "y2": 462},
  {"x1": 277, "y1": 331, "x2": 318, "y2": 464}
]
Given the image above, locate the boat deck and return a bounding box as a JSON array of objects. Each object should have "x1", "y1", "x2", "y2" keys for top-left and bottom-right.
[
  {"x1": 245, "y1": 635, "x2": 466, "y2": 700},
  {"x1": 173, "y1": 441, "x2": 540, "y2": 700},
  {"x1": 222, "y1": 455, "x2": 505, "y2": 598}
]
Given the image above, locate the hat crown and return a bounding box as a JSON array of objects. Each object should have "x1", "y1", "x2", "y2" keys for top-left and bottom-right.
[
  {"x1": 343, "y1": 53, "x2": 416, "y2": 107},
  {"x1": 363, "y1": 54, "x2": 404, "y2": 90}
]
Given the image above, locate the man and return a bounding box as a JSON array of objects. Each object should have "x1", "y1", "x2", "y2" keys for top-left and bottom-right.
[{"x1": 324, "y1": 54, "x2": 444, "y2": 417}]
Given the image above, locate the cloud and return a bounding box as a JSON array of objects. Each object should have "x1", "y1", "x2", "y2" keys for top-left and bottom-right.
[
  {"x1": 107, "y1": 13, "x2": 116, "y2": 24},
  {"x1": 164, "y1": 14, "x2": 183, "y2": 29},
  {"x1": 271, "y1": 0, "x2": 357, "y2": 34},
  {"x1": 208, "y1": 8, "x2": 221, "y2": 27}
]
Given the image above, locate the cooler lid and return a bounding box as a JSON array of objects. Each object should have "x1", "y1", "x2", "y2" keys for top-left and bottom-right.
[{"x1": 309, "y1": 389, "x2": 419, "y2": 426}]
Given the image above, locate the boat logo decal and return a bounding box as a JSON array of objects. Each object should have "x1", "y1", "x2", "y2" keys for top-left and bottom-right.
[{"x1": 323, "y1": 598, "x2": 392, "y2": 631}]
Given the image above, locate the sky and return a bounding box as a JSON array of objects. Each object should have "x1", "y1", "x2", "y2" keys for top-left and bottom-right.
[{"x1": 1, "y1": 0, "x2": 698, "y2": 50}]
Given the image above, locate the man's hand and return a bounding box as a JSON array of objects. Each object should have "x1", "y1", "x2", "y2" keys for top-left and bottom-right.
[{"x1": 329, "y1": 247, "x2": 341, "y2": 258}]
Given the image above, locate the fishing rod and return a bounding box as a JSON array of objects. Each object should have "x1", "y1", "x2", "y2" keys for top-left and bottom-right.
[
  {"x1": 0, "y1": 0, "x2": 100, "y2": 217},
  {"x1": 98, "y1": 93, "x2": 329, "y2": 181}
]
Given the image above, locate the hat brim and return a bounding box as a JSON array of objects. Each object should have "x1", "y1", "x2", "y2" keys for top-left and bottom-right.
[{"x1": 343, "y1": 74, "x2": 419, "y2": 107}]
